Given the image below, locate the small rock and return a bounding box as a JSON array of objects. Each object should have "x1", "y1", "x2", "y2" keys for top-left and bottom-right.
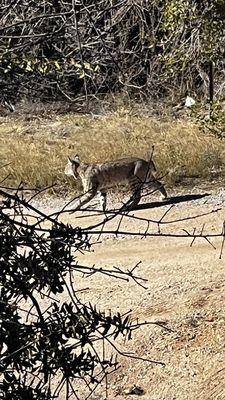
[{"x1": 124, "y1": 385, "x2": 145, "y2": 396}]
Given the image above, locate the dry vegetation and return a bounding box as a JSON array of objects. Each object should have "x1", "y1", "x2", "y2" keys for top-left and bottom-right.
[
  {"x1": 1, "y1": 110, "x2": 225, "y2": 192},
  {"x1": 2, "y1": 107, "x2": 225, "y2": 399}
]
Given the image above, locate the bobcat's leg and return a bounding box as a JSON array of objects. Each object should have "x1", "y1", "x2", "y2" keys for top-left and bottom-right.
[
  {"x1": 134, "y1": 159, "x2": 167, "y2": 201},
  {"x1": 127, "y1": 177, "x2": 142, "y2": 210},
  {"x1": 150, "y1": 179, "x2": 167, "y2": 200},
  {"x1": 76, "y1": 184, "x2": 98, "y2": 209},
  {"x1": 99, "y1": 190, "x2": 107, "y2": 212}
]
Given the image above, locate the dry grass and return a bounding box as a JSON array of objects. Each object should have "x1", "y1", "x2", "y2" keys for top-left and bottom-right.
[{"x1": 1, "y1": 110, "x2": 225, "y2": 192}]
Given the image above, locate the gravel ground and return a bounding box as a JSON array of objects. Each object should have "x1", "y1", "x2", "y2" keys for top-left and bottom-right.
[{"x1": 28, "y1": 182, "x2": 225, "y2": 399}]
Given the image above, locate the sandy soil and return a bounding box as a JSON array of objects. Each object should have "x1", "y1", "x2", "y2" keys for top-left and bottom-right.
[{"x1": 35, "y1": 185, "x2": 225, "y2": 399}]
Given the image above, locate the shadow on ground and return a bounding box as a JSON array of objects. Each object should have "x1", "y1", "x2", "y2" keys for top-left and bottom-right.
[
  {"x1": 133, "y1": 192, "x2": 210, "y2": 210},
  {"x1": 76, "y1": 193, "x2": 210, "y2": 218}
]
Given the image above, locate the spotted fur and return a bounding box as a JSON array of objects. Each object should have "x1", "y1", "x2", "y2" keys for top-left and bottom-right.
[{"x1": 65, "y1": 155, "x2": 167, "y2": 210}]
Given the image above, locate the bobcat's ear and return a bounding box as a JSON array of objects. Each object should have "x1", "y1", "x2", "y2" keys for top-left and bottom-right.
[
  {"x1": 68, "y1": 157, "x2": 73, "y2": 164},
  {"x1": 73, "y1": 154, "x2": 80, "y2": 165}
]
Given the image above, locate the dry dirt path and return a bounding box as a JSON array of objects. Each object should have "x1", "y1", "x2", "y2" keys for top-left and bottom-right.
[{"x1": 37, "y1": 185, "x2": 225, "y2": 399}]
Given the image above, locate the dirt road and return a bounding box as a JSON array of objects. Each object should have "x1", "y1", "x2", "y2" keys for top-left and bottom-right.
[{"x1": 39, "y1": 186, "x2": 225, "y2": 399}]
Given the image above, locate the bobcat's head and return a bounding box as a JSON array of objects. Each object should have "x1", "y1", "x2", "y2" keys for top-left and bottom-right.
[{"x1": 65, "y1": 155, "x2": 80, "y2": 179}]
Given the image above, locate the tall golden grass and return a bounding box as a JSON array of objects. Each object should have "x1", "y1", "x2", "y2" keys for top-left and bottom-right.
[{"x1": 1, "y1": 111, "x2": 225, "y2": 192}]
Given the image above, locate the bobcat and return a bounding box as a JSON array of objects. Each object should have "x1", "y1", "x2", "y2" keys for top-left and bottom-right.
[{"x1": 65, "y1": 155, "x2": 167, "y2": 211}]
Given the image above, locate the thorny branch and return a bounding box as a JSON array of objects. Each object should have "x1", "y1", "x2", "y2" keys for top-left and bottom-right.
[
  {"x1": 0, "y1": 180, "x2": 224, "y2": 399},
  {"x1": 0, "y1": 184, "x2": 165, "y2": 400}
]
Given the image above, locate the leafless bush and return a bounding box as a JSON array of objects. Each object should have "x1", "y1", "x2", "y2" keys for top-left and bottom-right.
[
  {"x1": 0, "y1": 178, "x2": 224, "y2": 399},
  {"x1": 0, "y1": 0, "x2": 225, "y2": 106},
  {"x1": 0, "y1": 185, "x2": 164, "y2": 400}
]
